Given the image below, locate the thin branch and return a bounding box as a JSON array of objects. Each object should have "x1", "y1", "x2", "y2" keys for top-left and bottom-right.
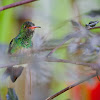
[
  {"x1": 47, "y1": 33, "x2": 79, "y2": 57},
  {"x1": 47, "y1": 26, "x2": 100, "y2": 57},
  {"x1": 46, "y1": 73, "x2": 97, "y2": 100},
  {"x1": 88, "y1": 26, "x2": 100, "y2": 30},
  {"x1": 0, "y1": 53, "x2": 99, "y2": 70},
  {"x1": 46, "y1": 40, "x2": 67, "y2": 57},
  {"x1": 46, "y1": 57, "x2": 100, "y2": 70},
  {"x1": 31, "y1": 44, "x2": 68, "y2": 53},
  {"x1": 46, "y1": 41, "x2": 66, "y2": 57},
  {"x1": 0, "y1": 0, "x2": 38, "y2": 11}
]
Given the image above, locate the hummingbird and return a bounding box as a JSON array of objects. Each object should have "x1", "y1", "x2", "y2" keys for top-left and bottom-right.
[{"x1": 4, "y1": 21, "x2": 41, "y2": 82}]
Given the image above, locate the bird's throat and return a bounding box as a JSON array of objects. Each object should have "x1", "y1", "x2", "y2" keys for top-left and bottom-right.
[{"x1": 21, "y1": 35, "x2": 33, "y2": 48}]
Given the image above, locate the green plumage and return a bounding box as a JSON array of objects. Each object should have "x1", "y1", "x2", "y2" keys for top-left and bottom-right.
[
  {"x1": 8, "y1": 21, "x2": 35, "y2": 54},
  {"x1": 4, "y1": 21, "x2": 41, "y2": 82},
  {"x1": 8, "y1": 35, "x2": 33, "y2": 54}
]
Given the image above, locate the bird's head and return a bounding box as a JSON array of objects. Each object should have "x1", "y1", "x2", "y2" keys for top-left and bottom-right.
[{"x1": 20, "y1": 21, "x2": 41, "y2": 37}]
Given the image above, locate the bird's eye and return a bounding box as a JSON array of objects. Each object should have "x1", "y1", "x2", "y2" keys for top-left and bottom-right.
[{"x1": 24, "y1": 25, "x2": 27, "y2": 28}]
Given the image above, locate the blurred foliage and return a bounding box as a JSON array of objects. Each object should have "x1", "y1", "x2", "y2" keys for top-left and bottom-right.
[
  {"x1": 51, "y1": 0, "x2": 73, "y2": 99},
  {"x1": 0, "y1": 0, "x2": 100, "y2": 100},
  {"x1": 6, "y1": 88, "x2": 18, "y2": 100},
  {"x1": 0, "y1": 1, "x2": 16, "y2": 100},
  {"x1": 0, "y1": 0, "x2": 17, "y2": 44}
]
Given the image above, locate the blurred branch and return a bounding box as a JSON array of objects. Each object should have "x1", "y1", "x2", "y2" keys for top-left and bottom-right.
[
  {"x1": 47, "y1": 26, "x2": 100, "y2": 57},
  {"x1": 0, "y1": 47, "x2": 100, "y2": 70},
  {"x1": 31, "y1": 44, "x2": 68, "y2": 53},
  {"x1": 47, "y1": 33, "x2": 79, "y2": 57},
  {"x1": 88, "y1": 26, "x2": 100, "y2": 30},
  {"x1": 0, "y1": 55, "x2": 99, "y2": 70},
  {"x1": 46, "y1": 73, "x2": 97, "y2": 100},
  {"x1": 46, "y1": 57, "x2": 100, "y2": 70},
  {"x1": 0, "y1": 0, "x2": 38, "y2": 11}
]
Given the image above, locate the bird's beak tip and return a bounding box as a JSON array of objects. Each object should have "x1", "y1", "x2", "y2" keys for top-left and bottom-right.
[
  {"x1": 29, "y1": 26, "x2": 41, "y2": 29},
  {"x1": 35, "y1": 26, "x2": 41, "y2": 28}
]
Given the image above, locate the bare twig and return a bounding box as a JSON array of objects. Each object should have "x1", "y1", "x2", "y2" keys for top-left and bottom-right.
[
  {"x1": 88, "y1": 26, "x2": 100, "y2": 30},
  {"x1": 0, "y1": 0, "x2": 38, "y2": 11},
  {"x1": 46, "y1": 40, "x2": 67, "y2": 57},
  {"x1": 47, "y1": 33, "x2": 79, "y2": 57},
  {"x1": 47, "y1": 26, "x2": 100, "y2": 57},
  {"x1": 46, "y1": 57, "x2": 100, "y2": 70},
  {"x1": 46, "y1": 73, "x2": 97, "y2": 100},
  {"x1": 31, "y1": 44, "x2": 68, "y2": 53},
  {"x1": 46, "y1": 25, "x2": 100, "y2": 99},
  {"x1": 0, "y1": 56, "x2": 99, "y2": 70},
  {"x1": 0, "y1": 51, "x2": 100, "y2": 70}
]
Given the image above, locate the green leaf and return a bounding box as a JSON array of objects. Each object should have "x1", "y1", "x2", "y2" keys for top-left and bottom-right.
[{"x1": 6, "y1": 88, "x2": 19, "y2": 100}]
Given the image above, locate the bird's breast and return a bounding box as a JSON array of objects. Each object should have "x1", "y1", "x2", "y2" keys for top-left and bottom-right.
[{"x1": 20, "y1": 47, "x2": 32, "y2": 54}]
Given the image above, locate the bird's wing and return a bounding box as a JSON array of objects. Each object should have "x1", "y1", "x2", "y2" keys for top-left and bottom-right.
[{"x1": 8, "y1": 39, "x2": 14, "y2": 54}]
